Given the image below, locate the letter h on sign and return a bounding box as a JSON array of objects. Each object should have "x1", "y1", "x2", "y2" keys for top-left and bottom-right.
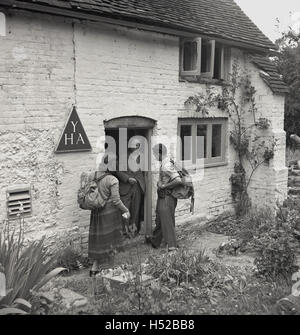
[{"x1": 55, "y1": 107, "x2": 92, "y2": 153}]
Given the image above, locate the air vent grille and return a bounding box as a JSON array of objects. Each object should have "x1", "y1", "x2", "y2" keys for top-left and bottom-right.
[{"x1": 6, "y1": 186, "x2": 32, "y2": 219}]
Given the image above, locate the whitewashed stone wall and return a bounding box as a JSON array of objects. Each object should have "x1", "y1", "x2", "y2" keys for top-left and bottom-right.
[
  {"x1": 245, "y1": 57, "x2": 288, "y2": 209},
  {"x1": 0, "y1": 10, "x2": 287, "y2": 251}
]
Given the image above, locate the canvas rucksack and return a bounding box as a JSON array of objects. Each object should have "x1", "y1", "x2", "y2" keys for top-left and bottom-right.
[
  {"x1": 170, "y1": 159, "x2": 195, "y2": 213},
  {"x1": 77, "y1": 171, "x2": 110, "y2": 210}
]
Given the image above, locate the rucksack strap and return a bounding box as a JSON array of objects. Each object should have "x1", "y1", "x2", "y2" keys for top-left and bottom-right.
[
  {"x1": 170, "y1": 159, "x2": 183, "y2": 175},
  {"x1": 94, "y1": 172, "x2": 112, "y2": 182},
  {"x1": 170, "y1": 158, "x2": 179, "y2": 173},
  {"x1": 170, "y1": 158, "x2": 176, "y2": 169}
]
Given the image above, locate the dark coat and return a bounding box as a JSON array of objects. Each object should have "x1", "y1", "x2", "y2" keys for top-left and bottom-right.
[{"x1": 115, "y1": 170, "x2": 146, "y2": 196}]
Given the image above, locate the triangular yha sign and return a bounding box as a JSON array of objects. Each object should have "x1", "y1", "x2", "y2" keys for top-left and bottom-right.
[{"x1": 55, "y1": 107, "x2": 92, "y2": 153}]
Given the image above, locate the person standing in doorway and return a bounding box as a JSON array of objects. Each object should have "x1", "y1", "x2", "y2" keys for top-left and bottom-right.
[
  {"x1": 115, "y1": 139, "x2": 146, "y2": 235},
  {"x1": 150, "y1": 143, "x2": 183, "y2": 251}
]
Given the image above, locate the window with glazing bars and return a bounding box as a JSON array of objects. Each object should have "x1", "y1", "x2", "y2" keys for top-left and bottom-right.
[{"x1": 178, "y1": 118, "x2": 227, "y2": 167}]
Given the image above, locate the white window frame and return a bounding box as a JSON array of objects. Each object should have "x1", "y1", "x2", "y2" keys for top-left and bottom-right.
[
  {"x1": 0, "y1": 12, "x2": 6, "y2": 37},
  {"x1": 180, "y1": 37, "x2": 202, "y2": 76},
  {"x1": 180, "y1": 37, "x2": 230, "y2": 80},
  {"x1": 178, "y1": 118, "x2": 228, "y2": 168},
  {"x1": 200, "y1": 39, "x2": 215, "y2": 79}
]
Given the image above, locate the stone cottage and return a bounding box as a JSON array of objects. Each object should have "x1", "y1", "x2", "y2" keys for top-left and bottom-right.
[{"x1": 0, "y1": 0, "x2": 289, "y2": 250}]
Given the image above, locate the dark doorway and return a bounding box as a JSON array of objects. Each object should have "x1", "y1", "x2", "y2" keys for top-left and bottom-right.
[{"x1": 104, "y1": 117, "x2": 155, "y2": 236}]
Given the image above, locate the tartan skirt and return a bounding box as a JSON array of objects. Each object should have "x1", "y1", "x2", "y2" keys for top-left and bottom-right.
[{"x1": 88, "y1": 202, "x2": 123, "y2": 262}]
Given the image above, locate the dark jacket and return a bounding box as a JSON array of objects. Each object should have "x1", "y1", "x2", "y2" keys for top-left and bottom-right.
[{"x1": 115, "y1": 170, "x2": 146, "y2": 196}]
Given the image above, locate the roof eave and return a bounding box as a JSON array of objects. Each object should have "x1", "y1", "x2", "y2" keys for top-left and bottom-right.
[{"x1": 1, "y1": 0, "x2": 277, "y2": 54}]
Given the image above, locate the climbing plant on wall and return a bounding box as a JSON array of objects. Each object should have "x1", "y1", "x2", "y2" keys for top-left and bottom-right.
[{"x1": 185, "y1": 60, "x2": 276, "y2": 216}]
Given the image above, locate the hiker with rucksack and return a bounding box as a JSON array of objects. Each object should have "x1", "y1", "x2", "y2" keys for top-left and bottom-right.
[
  {"x1": 150, "y1": 143, "x2": 194, "y2": 251},
  {"x1": 78, "y1": 154, "x2": 130, "y2": 277}
]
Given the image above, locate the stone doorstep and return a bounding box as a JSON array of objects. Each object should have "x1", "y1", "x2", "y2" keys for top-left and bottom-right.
[{"x1": 40, "y1": 288, "x2": 88, "y2": 309}]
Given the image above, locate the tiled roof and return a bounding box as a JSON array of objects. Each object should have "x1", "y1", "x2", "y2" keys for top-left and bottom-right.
[
  {"x1": 250, "y1": 55, "x2": 289, "y2": 95},
  {"x1": 5, "y1": 0, "x2": 276, "y2": 51}
]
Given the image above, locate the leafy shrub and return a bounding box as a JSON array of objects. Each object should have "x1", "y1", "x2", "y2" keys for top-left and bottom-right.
[
  {"x1": 251, "y1": 201, "x2": 300, "y2": 280},
  {"x1": 0, "y1": 296, "x2": 32, "y2": 315},
  {"x1": 208, "y1": 208, "x2": 274, "y2": 242},
  {"x1": 280, "y1": 199, "x2": 300, "y2": 234},
  {"x1": 146, "y1": 249, "x2": 210, "y2": 285},
  {"x1": 211, "y1": 207, "x2": 299, "y2": 279},
  {"x1": 56, "y1": 244, "x2": 89, "y2": 272},
  {"x1": 0, "y1": 228, "x2": 66, "y2": 314},
  {"x1": 238, "y1": 208, "x2": 275, "y2": 244},
  {"x1": 122, "y1": 247, "x2": 230, "y2": 315},
  {"x1": 123, "y1": 278, "x2": 171, "y2": 315},
  {"x1": 253, "y1": 226, "x2": 298, "y2": 280}
]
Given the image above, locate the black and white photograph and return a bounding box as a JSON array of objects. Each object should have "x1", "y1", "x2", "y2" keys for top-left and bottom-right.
[{"x1": 0, "y1": 0, "x2": 300, "y2": 320}]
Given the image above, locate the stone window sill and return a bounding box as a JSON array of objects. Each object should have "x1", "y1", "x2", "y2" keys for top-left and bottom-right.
[
  {"x1": 179, "y1": 75, "x2": 229, "y2": 86},
  {"x1": 181, "y1": 161, "x2": 229, "y2": 171}
]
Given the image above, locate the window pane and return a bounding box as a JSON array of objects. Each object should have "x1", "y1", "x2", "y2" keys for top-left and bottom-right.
[
  {"x1": 201, "y1": 39, "x2": 212, "y2": 73},
  {"x1": 213, "y1": 44, "x2": 222, "y2": 79},
  {"x1": 212, "y1": 124, "x2": 222, "y2": 158},
  {"x1": 183, "y1": 41, "x2": 198, "y2": 71},
  {"x1": 197, "y1": 125, "x2": 207, "y2": 159},
  {"x1": 180, "y1": 125, "x2": 192, "y2": 161}
]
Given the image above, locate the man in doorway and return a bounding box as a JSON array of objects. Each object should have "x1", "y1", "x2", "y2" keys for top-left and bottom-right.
[
  {"x1": 115, "y1": 139, "x2": 146, "y2": 235},
  {"x1": 150, "y1": 143, "x2": 183, "y2": 251}
]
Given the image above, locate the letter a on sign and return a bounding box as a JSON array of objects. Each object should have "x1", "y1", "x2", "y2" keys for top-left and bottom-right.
[{"x1": 55, "y1": 107, "x2": 92, "y2": 153}]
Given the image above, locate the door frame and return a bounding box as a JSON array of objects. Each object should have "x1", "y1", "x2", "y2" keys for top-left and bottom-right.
[{"x1": 104, "y1": 116, "x2": 156, "y2": 236}]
